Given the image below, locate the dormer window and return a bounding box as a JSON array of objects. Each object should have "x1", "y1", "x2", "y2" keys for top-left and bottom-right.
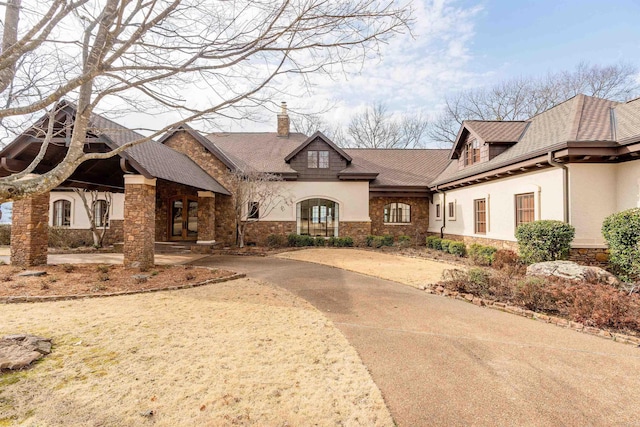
[
  {"x1": 308, "y1": 150, "x2": 329, "y2": 168},
  {"x1": 464, "y1": 139, "x2": 481, "y2": 166}
]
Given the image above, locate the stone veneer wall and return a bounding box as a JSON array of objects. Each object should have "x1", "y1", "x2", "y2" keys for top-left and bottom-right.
[
  {"x1": 163, "y1": 131, "x2": 236, "y2": 245},
  {"x1": 243, "y1": 221, "x2": 297, "y2": 246},
  {"x1": 340, "y1": 221, "x2": 372, "y2": 245},
  {"x1": 154, "y1": 180, "x2": 199, "y2": 242},
  {"x1": 10, "y1": 193, "x2": 50, "y2": 266},
  {"x1": 370, "y1": 196, "x2": 430, "y2": 244},
  {"x1": 124, "y1": 178, "x2": 155, "y2": 269},
  {"x1": 48, "y1": 220, "x2": 124, "y2": 247},
  {"x1": 197, "y1": 192, "x2": 216, "y2": 242}
]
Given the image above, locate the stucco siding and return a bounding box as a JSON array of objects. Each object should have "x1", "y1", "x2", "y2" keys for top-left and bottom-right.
[
  {"x1": 568, "y1": 164, "x2": 617, "y2": 247},
  {"x1": 616, "y1": 160, "x2": 640, "y2": 210},
  {"x1": 429, "y1": 168, "x2": 564, "y2": 242},
  {"x1": 259, "y1": 181, "x2": 370, "y2": 222},
  {"x1": 49, "y1": 191, "x2": 124, "y2": 229}
]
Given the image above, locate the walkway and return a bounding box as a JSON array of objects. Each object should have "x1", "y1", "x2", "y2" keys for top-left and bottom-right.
[{"x1": 195, "y1": 254, "x2": 640, "y2": 426}]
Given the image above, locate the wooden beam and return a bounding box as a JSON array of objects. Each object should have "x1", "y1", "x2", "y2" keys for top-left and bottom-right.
[{"x1": 0, "y1": 157, "x2": 29, "y2": 173}]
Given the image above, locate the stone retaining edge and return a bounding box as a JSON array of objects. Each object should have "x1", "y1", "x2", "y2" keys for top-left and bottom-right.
[
  {"x1": 0, "y1": 272, "x2": 247, "y2": 304},
  {"x1": 423, "y1": 285, "x2": 640, "y2": 347}
]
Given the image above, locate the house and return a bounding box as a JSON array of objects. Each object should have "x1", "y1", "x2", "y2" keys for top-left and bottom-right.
[
  {"x1": 3, "y1": 94, "x2": 640, "y2": 267},
  {"x1": 428, "y1": 94, "x2": 640, "y2": 264}
]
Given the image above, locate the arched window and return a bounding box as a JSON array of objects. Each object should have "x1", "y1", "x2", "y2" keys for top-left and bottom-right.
[
  {"x1": 297, "y1": 198, "x2": 339, "y2": 237},
  {"x1": 52, "y1": 199, "x2": 71, "y2": 227},
  {"x1": 384, "y1": 202, "x2": 411, "y2": 223},
  {"x1": 93, "y1": 199, "x2": 109, "y2": 227}
]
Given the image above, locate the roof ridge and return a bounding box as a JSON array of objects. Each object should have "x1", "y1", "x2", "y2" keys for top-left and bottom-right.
[{"x1": 566, "y1": 94, "x2": 585, "y2": 141}]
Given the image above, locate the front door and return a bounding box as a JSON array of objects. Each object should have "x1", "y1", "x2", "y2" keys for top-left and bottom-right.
[{"x1": 169, "y1": 196, "x2": 198, "y2": 241}]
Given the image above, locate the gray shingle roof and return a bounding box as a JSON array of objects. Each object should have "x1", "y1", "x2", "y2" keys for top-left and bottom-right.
[
  {"x1": 207, "y1": 132, "x2": 450, "y2": 187},
  {"x1": 89, "y1": 113, "x2": 230, "y2": 194},
  {"x1": 431, "y1": 94, "x2": 621, "y2": 187}
]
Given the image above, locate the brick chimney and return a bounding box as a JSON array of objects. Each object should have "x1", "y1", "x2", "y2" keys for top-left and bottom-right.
[{"x1": 277, "y1": 101, "x2": 290, "y2": 137}]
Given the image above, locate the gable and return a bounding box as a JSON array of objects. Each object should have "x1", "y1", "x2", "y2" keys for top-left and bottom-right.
[{"x1": 287, "y1": 136, "x2": 349, "y2": 180}]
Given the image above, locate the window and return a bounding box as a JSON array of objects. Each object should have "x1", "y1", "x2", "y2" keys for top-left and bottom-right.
[
  {"x1": 474, "y1": 199, "x2": 487, "y2": 234},
  {"x1": 447, "y1": 201, "x2": 456, "y2": 220},
  {"x1": 465, "y1": 139, "x2": 481, "y2": 166},
  {"x1": 515, "y1": 193, "x2": 535, "y2": 228},
  {"x1": 53, "y1": 200, "x2": 71, "y2": 227},
  {"x1": 307, "y1": 150, "x2": 329, "y2": 168},
  {"x1": 435, "y1": 203, "x2": 441, "y2": 219},
  {"x1": 248, "y1": 202, "x2": 259, "y2": 219},
  {"x1": 318, "y1": 151, "x2": 329, "y2": 168},
  {"x1": 383, "y1": 203, "x2": 411, "y2": 223},
  {"x1": 297, "y1": 198, "x2": 338, "y2": 237},
  {"x1": 93, "y1": 199, "x2": 109, "y2": 227}
]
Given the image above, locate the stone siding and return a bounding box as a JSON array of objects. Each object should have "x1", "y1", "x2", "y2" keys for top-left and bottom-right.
[
  {"x1": 197, "y1": 192, "x2": 216, "y2": 242},
  {"x1": 163, "y1": 131, "x2": 236, "y2": 245},
  {"x1": 11, "y1": 193, "x2": 50, "y2": 266},
  {"x1": 48, "y1": 220, "x2": 124, "y2": 247},
  {"x1": 569, "y1": 247, "x2": 609, "y2": 267},
  {"x1": 243, "y1": 221, "x2": 297, "y2": 246},
  {"x1": 340, "y1": 221, "x2": 372, "y2": 245},
  {"x1": 370, "y1": 196, "x2": 429, "y2": 244},
  {"x1": 124, "y1": 179, "x2": 155, "y2": 269}
]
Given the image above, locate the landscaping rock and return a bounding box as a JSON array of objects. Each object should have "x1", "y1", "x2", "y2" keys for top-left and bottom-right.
[
  {"x1": 0, "y1": 334, "x2": 52, "y2": 370},
  {"x1": 17, "y1": 270, "x2": 46, "y2": 277},
  {"x1": 526, "y1": 261, "x2": 620, "y2": 287}
]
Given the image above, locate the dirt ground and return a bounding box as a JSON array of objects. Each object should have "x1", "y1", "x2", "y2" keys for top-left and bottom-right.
[
  {"x1": 276, "y1": 248, "x2": 460, "y2": 288},
  {"x1": 0, "y1": 264, "x2": 233, "y2": 298},
  {"x1": 0, "y1": 278, "x2": 392, "y2": 426}
]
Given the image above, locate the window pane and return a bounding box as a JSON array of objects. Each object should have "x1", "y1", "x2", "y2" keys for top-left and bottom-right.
[
  {"x1": 475, "y1": 199, "x2": 486, "y2": 234},
  {"x1": 318, "y1": 151, "x2": 329, "y2": 168},
  {"x1": 297, "y1": 198, "x2": 339, "y2": 237},
  {"x1": 53, "y1": 200, "x2": 71, "y2": 227},
  {"x1": 307, "y1": 151, "x2": 318, "y2": 168},
  {"x1": 515, "y1": 193, "x2": 535, "y2": 227}
]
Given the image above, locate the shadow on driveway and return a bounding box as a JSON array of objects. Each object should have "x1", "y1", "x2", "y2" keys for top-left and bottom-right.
[{"x1": 194, "y1": 255, "x2": 640, "y2": 427}]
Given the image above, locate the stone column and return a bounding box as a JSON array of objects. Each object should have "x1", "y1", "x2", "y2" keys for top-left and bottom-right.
[
  {"x1": 123, "y1": 175, "x2": 156, "y2": 269},
  {"x1": 10, "y1": 192, "x2": 50, "y2": 267},
  {"x1": 197, "y1": 191, "x2": 216, "y2": 244}
]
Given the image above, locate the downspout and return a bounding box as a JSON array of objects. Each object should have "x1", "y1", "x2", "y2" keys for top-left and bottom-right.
[
  {"x1": 435, "y1": 185, "x2": 446, "y2": 238},
  {"x1": 547, "y1": 151, "x2": 569, "y2": 224}
]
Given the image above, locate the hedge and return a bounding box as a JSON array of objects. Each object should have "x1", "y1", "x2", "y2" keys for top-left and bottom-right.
[
  {"x1": 468, "y1": 244, "x2": 497, "y2": 266},
  {"x1": 515, "y1": 220, "x2": 575, "y2": 264},
  {"x1": 602, "y1": 208, "x2": 640, "y2": 282}
]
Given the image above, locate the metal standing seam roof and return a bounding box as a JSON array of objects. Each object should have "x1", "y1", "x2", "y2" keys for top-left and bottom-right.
[
  {"x1": 465, "y1": 121, "x2": 529, "y2": 143},
  {"x1": 89, "y1": 113, "x2": 230, "y2": 195},
  {"x1": 430, "y1": 94, "x2": 622, "y2": 187}
]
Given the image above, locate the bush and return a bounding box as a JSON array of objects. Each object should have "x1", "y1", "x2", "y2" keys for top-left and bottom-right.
[
  {"x1": 397, "y1": 235, "x2": 411, "y2": 247},
  {"x1": 431, "y1": 237, "x2": 443, "y2": 250},
  {"x1": 313, "y1": 237, "x2": 327, "y2": 247},
  {"x1": 335, "y1": 236, "x2": 354, "y2": 247},
  {"x1": 515, "y1": 277, "x2": 558, "y2": 311},
  {"x1": 439, "y1": 239, "x2": 452, "y2": 253},
  {"x1": 425, "y1": 235, "x2": 439, "y2": 249},
  {"x1": 365, "y1": 235, "x2": 376, "y2": 247},
  {"x1": 266, "y1": 234, "x2": 287, "y2": 248},
  {"x1": 515, "y1": 220, "x2": 575, "y2": 264},
  {"x1": 468, "y1": 244, "x2": 497, "y2": 266},
  {"x1": 441, "y1": 268, "x2": 493, "y2": 297},
  {"x1": 447, "y1": 241, "x2": 466, "y2": 257},
  {"x1": 492, "y1": 249, "x2": 519, "y2": 269},
  {"x1": 381, "y1": 235, "x2": 394, "y2": 246},
  {"x1": 602, "y1": 208, "x2": 640, "y2": 282},
  {"x1": 287, "y1": 234, "x2": 314, "y2": 247},
  {"x1": 366, "y1": 234, "x2": 394, "y2": 248}
]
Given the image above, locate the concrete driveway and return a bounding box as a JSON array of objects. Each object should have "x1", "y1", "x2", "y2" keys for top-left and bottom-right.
[{"x1": 195, "y1": 254, "x2": 640, "y2": 426}]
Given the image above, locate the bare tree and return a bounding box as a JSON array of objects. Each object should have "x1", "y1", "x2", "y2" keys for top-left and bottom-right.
[
  {"x1": 73, "y1": 188, "x2": 112, "y2": 248},
  {"x1": 0, "y1": 0, "x2": 411, "y2": 201},
  {"x1": 429, "y1": 61, "x2": 640, "y2": 146},
  {"x1": 345, "y1": 101, "x2": 429, "y2": 148},
  {"x1": 228, "y1": 170, "x2": 292, "y2": 248}
]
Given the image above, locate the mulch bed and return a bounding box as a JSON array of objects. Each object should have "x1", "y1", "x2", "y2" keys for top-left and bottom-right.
[{"x1": 0, "y1": 264, "x2": 238, "y2": 300}]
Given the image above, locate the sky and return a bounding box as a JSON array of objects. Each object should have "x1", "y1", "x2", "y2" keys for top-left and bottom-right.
[{"x1": 217, "y1": 0, "x2": 640, "y2": 135}]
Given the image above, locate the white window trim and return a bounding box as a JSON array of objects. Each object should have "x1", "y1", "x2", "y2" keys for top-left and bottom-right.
[
  {"x1": 447, "y1": 200, "x2": 456, "y2": 221},
  {"x1": 50, "y1": 196, "x2": 74, "y2": 227},
  {"x1": 435, "y1": 202, "x2": 442, "y2": 221}
]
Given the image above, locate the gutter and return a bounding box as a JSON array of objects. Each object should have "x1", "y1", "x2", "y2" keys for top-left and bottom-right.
[
  {"x1": 435, "y1": 184, "x2": 446, "y2": 238},
  {"x1": 547, "y1": 151, "x2": 569, "y2": 223}
]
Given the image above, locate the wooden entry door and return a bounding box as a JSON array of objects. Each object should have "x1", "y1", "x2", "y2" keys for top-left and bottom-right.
[{"x1": 169, "y1": 196, "x2": 198, "y2": 241}]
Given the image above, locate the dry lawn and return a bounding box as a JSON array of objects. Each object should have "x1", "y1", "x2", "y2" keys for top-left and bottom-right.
[
  {"x1": 276, "y1": 248, "x2": 460, "y2": 288},
  {"x1": 0, "y1": 278, "x2": 392, "y2": 426}
]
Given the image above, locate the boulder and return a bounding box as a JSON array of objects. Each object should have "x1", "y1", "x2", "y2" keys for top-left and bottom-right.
[
  {"x1": 526, "y1": 261, "x2": 620, "y2": 287},
  {"x1": 0, "y1": 334, "x2": 52, "y2": 371}
]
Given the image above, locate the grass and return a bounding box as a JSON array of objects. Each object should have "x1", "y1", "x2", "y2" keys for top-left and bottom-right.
[{"x1": 0, "y1": 278, "x2": 392, "y2": 426}]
